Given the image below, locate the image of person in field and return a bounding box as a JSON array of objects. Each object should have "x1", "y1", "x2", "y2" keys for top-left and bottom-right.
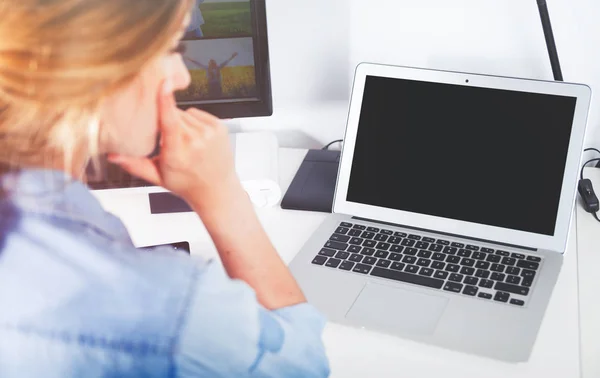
[
  {"x1": 185, "y1": 52, "x2": 239, "y2": 97},
  {"x1": 186, "y1": 0, "x2": 205, "y2": 38}
]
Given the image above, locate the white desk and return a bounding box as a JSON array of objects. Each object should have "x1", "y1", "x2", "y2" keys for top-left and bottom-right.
[
  {"x1": 577, "y1": 168, "x2": 600, "y2": 378},
  {"x1": 93, "y1": 148, "x2": 587, "y2": 378}
]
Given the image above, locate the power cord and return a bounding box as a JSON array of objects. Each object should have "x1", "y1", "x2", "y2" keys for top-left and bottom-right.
[
  {"x1": 579, "y1": 149, "x2": 600, "y2": 223},
  {"x1": 584, "y1": 147, "x2": 600, "y2": 168},
  {"x1": 322, "y1": 139, "x2": 343, "y2": 150}
]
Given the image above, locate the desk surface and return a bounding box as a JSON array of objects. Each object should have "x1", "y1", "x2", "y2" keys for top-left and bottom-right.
[{"x1": 92, "y1": 148, "x2": 592, "y2": 378}]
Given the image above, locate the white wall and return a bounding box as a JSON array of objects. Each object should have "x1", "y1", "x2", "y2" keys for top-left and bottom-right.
[{"x1": 239, "y1": 0, "x2": 600, "y2": 150}]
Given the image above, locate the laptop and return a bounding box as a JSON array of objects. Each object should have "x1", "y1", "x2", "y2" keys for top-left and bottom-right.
[{"x1": 289, "y1": 63, "x2": 591, "y2": 362}]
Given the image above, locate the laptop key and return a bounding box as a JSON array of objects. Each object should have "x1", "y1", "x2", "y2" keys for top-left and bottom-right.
[
  {"x1": 446, "y1": 264, "x2": 460, "y2": 273},
  {"x1": 475, "y1": 261, "x2": 490, "y2": 269},
  {"x1": 352, "y1": 224, "x2": 366, "y2": 230},
  {"x1": 460, "y1": 258, "x2": 475, "y2": 267},
  {"x1": 491, "y1": 264, "x2": 505, "y2": 272},
  {"x1": 375, "y1": 250, "x2": 389, "y2": 259},
  {"x1": 318, "y1": 248, "x2": 336, "y2": 257},
  {"x1": 408, "y1": 234, "x2": 422, "y2": 240},
  {"x1": 478, "y1": 292, "x2": 492, "y2": 299},
  {"x1": 511, "y1": 253, "x2": 526, "y2": 259},
  {"x1": 380, "y1": 229, "x2": 393, "y2": 235},
  {"x1": 491, "y1": 273, "x2": 506, "y2": 281},
  {"x1": 510, "y1": 299, "x2": 525, "y2": 306},
  {"x1": 451, "y1": 242, "x2": 465, "y2": 248},
  {"x1": 376, "y1": 242, "x2": 391, "y2": 250},
  {"x1": 374, "y1": 234, "x2": 388, "y2": 242},
  {"x1": 429, "y1": 244, "x2": 444, "y2": 252},
  {"x1": 325, "y1": 241, "x2": 348, "y2": 251},
  {"x1": 363, "y1": 240, "x2": 377, "y2": 248},
  {"x1": 463, "y1": 285, "x2": 478, "y2": 296},
  {"x1": 403, "y1": 248, "x2": 418, "y2": 256},
  {"x1": 458, "y1": 249, "x2": 471, "y2": 257},
  {"x1": 486, "y1": 254, "x2": 501, "y2": 263},
  {"x1": 417, "y1": 250, "x2": 432, "y2": 258},
  {"x1": 391, "y1": 262, "x2": 405, "y2": 271},
  {"x1": 449, "y1": 273, "x2": 464, "y2": 282},
  {"x1": 443, "y1": 282, "x2": 463, "y2": 293},
  {"x1": 501, "y1": 257, "x2": 517, "y2": 266},
  {"x1": 363, "y1": 257, "x2": 377, "y2": 265},
  {"x1": 349, "y1": 254, "x2": 363, "y2": 262},
  {"x1": 390, "y1": 245, "x2": 404, "y2": 253},
  {"x1": 388, "y1": 237, "x2": 402, "y2": 244},
  {"x1": 335, "y1": 227, "x2": 349, "y2": 235},
  {"x1": 466, "y1": 245, "x2": 480, "y2": 251},
  {"x1": 367, "y1": 227, "x2": 379, "y2": 232},
  {"x1": 403, "y1": 256, "x2": 417, "y2": 264},
  {"x1": 417, "y1": 258, "x2": 431, "y2": 267},
  {"x1": 349, "y1": 237, "x2": 363, "y2": 245},
  {"x1": 527, "y1": 256, "x2": 542, "y2": 262},
  {"x1": 352, "y1": 263, "x2": 372, "y2": 274},
  {"x1": 522, "y1": 277, "x2": 534, "y2": 287},
  {"x1": 434, "y1": 270, "x2": 449, "y2": 280},
  {"x1": 517, "y1": 260, "x2": 540, "y2": 270},
  {"x1": 423, "y1": 237, "x2": 436, "y2": 243},
  {"x1": 335, "y1": 251, "x2": 350, "y2": 260},
  {"x1": 341, "y1": 222, "x2": 353, "y2": 228},
  {"x1": 348, "y1": 245, "x2": 362, "y2": 254},
  {"x1": 481, "y1": 247, "x2": 495, "y2": 253},
  {"x1": 506, "y1": 275, "x2": 521, "y2": 285},
  {"x1": 416, "y1": 241, "x2": 429, "y2": 249},
  {"x1": 431, "y1": 261, "x2": 445, "y2": 270},
  {"x1": 432, "y1": 253, "x2": 445, "y2": 261},
  {"x1": 339, "y1": 261, "x2": 355, "y2": 271},
  {"x1": 443, "y1": 246, "x2": 458, "y2": 255},
  {"x1": 394, "y1": 232, "x2": 408, "y2": 238},
  {"x1": 419, "y1": 268, "x2": 434, "y2": 277},
  {"x1": 360, "y1": 231, "x2": 375, "y2": 239},
  {"x1": 387, "y1": 253, "x2": 402, "y2": 261},
  {"x1": 401, "y1": 239, "x2": 416, "y2": 247},
  {"x1": 312, "y1": 256, "x2": 327, "y2": 265},
  {"x1": 361, "y1": 248, "x2": 375, "y2": 256},
  {"x1": 376, "y1": 259, "x2": 391, "y2": 268},
  {"x1": 437, "y1": 239, "x2": 450, "y2": 246},
  {"x1": 506, "y1": 267, "x2": 520, "y2": 276},
  {"x1": 325, "y1": 258, "x2": 341, "y2": 268},
  {"x1": 472, "y1": 252, "x2": 487, "y2": 260},
  {"x1": 495, "y1": 282, "x2": 530, "y2": 296},
  {"x1": 370, "y1": 267, "x2": 444, "y2": 289},
  {"x1": 496, "y1": 250, "x2": 510, "y2": 256},
  {"x1": 330, "y1": 234, "x2": 350, "y2": 243},
  {"x1": 475, "y1": 269, "x2": 490, "y2": 279},
  {"x1": 494, "y1": 291, "x2": 510, "y2": 303},
  {"x1": 460, "y1": 267, "x2": 475, "y2": 276},
  {"x1": 447, "y1": 256, "x2": 461, "y2": 264},
  {"x1": 464, "y1": 276, "x2": 479, "y2": 285},
  {"x1": 405, "y1": 265, "x2": 419, "y2": 274},
  {"x1": 479, "y1": 279, "x2": 494, "y2": 288},
  {"x1": 521, "y1": 269, "x2": 536, "y2": 279},
  {"x1": 348, "y1": 229, "x2": 363, "y2": 237}
]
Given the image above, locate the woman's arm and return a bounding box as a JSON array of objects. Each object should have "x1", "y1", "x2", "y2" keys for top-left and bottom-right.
[
  {"x1": 184, "y1": 56, "x2": 208, "y2": 69},
  {"x1": 218, "y1": 52, "x2": 238, "y2": 69}
]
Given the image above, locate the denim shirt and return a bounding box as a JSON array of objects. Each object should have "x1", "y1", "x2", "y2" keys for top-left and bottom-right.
[{"x1": 0, "y1": 169, "x2": 330, "y2": 378}]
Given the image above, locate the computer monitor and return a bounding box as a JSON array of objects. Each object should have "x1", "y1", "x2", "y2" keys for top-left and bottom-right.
[{"x1": 88, "y1": 0, "x2": 272, "y2": 190}]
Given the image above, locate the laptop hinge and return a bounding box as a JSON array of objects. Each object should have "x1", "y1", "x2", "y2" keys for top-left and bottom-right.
[{"x1": 352, "y1": 216, "x2": 537, "y2": 252}]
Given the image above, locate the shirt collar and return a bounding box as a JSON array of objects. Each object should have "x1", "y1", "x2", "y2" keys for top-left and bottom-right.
[{"x1": 0, "y1": 169, "x2": 131, "y2": 242}]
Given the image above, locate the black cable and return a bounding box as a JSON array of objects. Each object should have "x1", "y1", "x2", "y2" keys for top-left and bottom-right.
[
  {"x1": 584, "y1": 147, "x2": 600, "y2": 155},
  {"x1": 322, "y1": 139, "x2": 343, "y2": 150},
  {"x1": 580, "y1": 158, "x2": 600, "y2": 181},
  {"x1": 593, "y1": 212, "x2": 600, "y2": 223}
]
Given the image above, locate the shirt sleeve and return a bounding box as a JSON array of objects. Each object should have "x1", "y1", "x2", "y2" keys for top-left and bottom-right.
[{"x1": 173, "y1": 261, "x2": 330, "y2": 378}]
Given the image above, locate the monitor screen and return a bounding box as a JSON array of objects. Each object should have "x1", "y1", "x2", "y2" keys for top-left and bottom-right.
[
  {"x1": 346, "y1": 75, "x2": 577, "y2": 236},
  {"x1": 176, "y1": 0, "x2": 272, "y2": 118}
]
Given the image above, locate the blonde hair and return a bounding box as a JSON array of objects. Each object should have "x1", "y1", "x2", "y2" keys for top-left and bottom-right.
[{"x1": 0, "y1": 0, "x2": 192, "y2": 176}]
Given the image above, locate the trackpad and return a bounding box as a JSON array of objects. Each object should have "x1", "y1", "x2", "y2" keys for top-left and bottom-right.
[{"x1": 346, "y1": 283, "x2": 448, "y2": 336}]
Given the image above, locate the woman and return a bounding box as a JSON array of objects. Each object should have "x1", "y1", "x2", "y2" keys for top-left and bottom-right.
[
  {"x1": 185, "y1": 52, "x2": 238, "y2": 98},
  {"x1": 0, "y1": 0, "x2": 330, "y2": 377}
]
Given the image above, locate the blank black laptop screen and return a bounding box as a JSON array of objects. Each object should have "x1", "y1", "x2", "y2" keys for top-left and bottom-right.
[{"x1": 347, "y1": 75, "x2": 577, "y2": 236}]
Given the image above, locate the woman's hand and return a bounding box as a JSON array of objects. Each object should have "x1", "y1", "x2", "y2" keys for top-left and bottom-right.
[{"x1": 108, "y1": 81, "x2": 243, "y2": 208}]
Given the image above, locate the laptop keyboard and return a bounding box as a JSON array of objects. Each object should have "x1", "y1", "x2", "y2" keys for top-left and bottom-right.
[{"x1": 311, "y1": 222, "x2": 542, "y2": 307}]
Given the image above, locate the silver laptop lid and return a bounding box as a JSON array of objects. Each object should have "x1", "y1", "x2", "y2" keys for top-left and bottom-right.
[{"x1": 334, "y1": 63, "x2": 591, "y2": 253}]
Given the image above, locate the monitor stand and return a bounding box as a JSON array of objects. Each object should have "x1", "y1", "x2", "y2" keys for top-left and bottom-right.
[{"x1": 280, "y1": 149, "x2": 340, "y2": 213}]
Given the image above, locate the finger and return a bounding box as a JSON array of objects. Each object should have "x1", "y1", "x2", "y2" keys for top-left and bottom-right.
[
  {"x1": 180, "y1": 110, "x2": 210, "y2": 139},
  {"x1": 186, "y1": 107, "x2": 221, "y2": 126},
  {"x1": 107, "y1": 155, "x2": 162, "y2": 186},
  {"x1": 158, "y1": 80, "x2": 183, "y2": 146}
]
